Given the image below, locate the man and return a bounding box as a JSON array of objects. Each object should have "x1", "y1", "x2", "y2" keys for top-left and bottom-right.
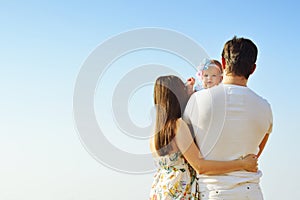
[{"x1": 183, "y1": 36, "x2": 273, "y2": 200}]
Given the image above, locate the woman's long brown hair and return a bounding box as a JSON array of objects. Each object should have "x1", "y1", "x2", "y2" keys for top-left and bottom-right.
[{"x1": 153, "y1": 75, "x2": 189, "y2": 156}]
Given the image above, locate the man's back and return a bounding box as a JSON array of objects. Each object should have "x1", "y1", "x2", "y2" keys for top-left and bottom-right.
[
  {"x1": 183, "y1": 83, "x2": 273, "y2": 189},
  {"x1": 187, "y1": 36, "x2": 273, "y2": 199}
]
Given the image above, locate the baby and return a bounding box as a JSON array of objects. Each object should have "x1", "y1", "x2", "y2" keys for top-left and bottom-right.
[{"x1": 186, "y1": 58, "x2": 223, "y2": 95}]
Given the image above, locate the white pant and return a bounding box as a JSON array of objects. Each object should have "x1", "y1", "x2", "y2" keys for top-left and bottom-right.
[{"x1": 199, "y1": 183, "x2": 263, "y2": 200}]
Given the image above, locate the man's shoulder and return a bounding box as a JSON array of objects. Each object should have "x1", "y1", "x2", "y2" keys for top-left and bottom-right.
[
  {"x1": 186, "y1": 85, "x2": 224, "y2": 112},
  {"x1": 219, "y1": 84, "x2": 272, "y2": 111},
  {"x1": 193, "y1": 84, "x2": 224, "y2": 96},
  {"x1": 246, "y1": 88, "x2": 272, "y2": 107},
  {"x1": 189, "y1": 87, "x2": 212, "y2": 103}
]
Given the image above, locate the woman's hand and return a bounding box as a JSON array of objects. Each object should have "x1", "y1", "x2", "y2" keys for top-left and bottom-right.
[{"x1": 241, "y1": 154, "x2": 258, "y2": 172}]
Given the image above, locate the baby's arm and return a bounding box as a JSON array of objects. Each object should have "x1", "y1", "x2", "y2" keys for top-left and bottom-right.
[{"x1": 185, "y1": 77, "x2": 195, "y2": 97}]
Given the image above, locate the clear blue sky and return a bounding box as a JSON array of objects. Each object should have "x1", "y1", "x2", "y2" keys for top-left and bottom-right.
[{"x1": 1, "y1": 1, "x2": 299, "y2": 199}]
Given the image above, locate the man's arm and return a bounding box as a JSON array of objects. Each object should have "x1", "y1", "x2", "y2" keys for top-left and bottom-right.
[
  {"x1": 257, "y1": 106, "x2": 273, "y2": 158},
  {"x1": 257, "y1": 133, "x2": 270, "y2": 158}
]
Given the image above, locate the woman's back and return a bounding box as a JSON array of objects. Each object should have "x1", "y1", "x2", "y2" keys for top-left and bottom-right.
[{"x1": 149, "y1": 126, "x2": 196, "y2": 200}]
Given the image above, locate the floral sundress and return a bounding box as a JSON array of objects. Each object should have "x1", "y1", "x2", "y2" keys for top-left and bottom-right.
[{"x1": 149, "y1": 151, "x2": 197, "y2": 200}]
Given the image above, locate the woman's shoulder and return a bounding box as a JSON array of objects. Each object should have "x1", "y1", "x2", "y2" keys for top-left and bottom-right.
[
  {"x1": 177, "y1": 117, "x2": 186, "y2": 122},
  {"x1": 176, "y1": 118, "x2": 190, "y2": 132},
  {"x1": 176, "y1": 117, "x2": 185, "y2": 125}
]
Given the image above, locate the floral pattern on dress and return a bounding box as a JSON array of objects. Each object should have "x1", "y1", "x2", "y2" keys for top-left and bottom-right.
[{"x1": 149, "y1": 151, "x2": 197, "y2": 200}]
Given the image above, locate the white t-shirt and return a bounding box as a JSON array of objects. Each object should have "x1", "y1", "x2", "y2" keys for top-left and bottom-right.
[{"x1": 183, "y1": 83, "x2": 273, "y2": 190}]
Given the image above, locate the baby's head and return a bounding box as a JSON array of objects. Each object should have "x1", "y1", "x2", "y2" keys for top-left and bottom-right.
[{"x1": 197, "y1": 59, "x2": 223, "y2": 89}]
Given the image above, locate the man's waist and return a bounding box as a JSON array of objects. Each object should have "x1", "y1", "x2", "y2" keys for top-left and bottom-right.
[{"x1": 197, "y1": 170, "x2": 262, "y2": 190}]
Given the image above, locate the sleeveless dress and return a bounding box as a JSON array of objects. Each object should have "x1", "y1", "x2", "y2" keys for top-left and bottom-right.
[{"x1": 149, "y1": 151, "x2": 197, "y2": 200}]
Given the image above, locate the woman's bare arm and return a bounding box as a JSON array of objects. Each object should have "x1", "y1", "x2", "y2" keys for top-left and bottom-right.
[{"x1": 175, "y1": 119, "x2": 258, "y2": 175}]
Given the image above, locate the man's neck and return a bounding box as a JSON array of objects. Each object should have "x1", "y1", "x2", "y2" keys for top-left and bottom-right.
[{"x1": 222, "y1": 75, "x2": 248, "y2": 86}]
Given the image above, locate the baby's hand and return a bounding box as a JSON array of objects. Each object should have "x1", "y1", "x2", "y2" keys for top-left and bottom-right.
[
  {"x1": 185, "y1": 77, "x2": 195, "y2": 96},
  {"x1": 186, "y1": 77, "x2": 195, "y2": 86}
]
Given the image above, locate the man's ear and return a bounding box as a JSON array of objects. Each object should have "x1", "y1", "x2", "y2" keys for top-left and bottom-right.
[
  {"x1": 250, "y1": 64, "x2": 256, "y2": 74},
  {"x1": 221, "y1": 57, "x2": 226, "y2": 70}
]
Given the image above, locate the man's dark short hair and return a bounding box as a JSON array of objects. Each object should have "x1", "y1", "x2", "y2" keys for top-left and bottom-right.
[{"x1": 221, "y1": 36, "x2": 258, "y2": 79}]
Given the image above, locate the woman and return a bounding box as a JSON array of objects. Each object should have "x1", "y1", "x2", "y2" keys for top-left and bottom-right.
[{"x1": 149, "y1": 75, "x2": 258, "y2": 200}]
